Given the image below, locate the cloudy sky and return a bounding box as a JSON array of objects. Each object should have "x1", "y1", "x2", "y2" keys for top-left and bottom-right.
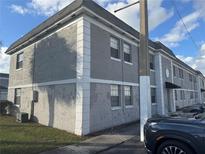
[{"x1": 0, "y1": 0, "x2": 205, "y2": 74}]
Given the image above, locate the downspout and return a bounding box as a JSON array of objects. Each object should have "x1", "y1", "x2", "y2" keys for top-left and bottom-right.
[{"x1": 30, "y1": 43, "x2": 37, "y2": 121}]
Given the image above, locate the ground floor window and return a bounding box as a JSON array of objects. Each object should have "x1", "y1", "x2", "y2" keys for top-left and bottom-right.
[
  {"x1": 180, "y1": 90, "x2": 185, "y2": 100},
  {"x1": 111, "y1": 85, "x2": 120, "y2": 107},
  {"x1": 124, "y1": 86, "x2": 132, "y2": 106},
  {"x1": 190, "y1": 91, "x2": 194, "y2": 99},
  {"x1": 151, "y1": 88, "x2": 156, "y2": 104},
  {"x1": 14, "y1": 88, "x2": 21, "y2": 105},
  {"x1": 195, "y1": 92, "x2": 198, "y2": 99},
  {"x1": 175, "y1": 90, "x2": 178, "y2": 101}
]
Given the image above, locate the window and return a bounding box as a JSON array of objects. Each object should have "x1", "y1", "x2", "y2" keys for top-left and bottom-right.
[
  {"x1": 180, "y1": 90, "x2": 185, "y2": 100},
  {"x1": 179, "y1": 68, "x2": 184, "y2": 79},
  {"x1": 189, "y1": 74, "x2": 193, "y2": 82},
  {"x1": 190, "y1": 91, "x2": 194, "y2": 99},
  {"x1": 14, "y1": 88, "x2": 21, "y2": 105},
  {"x1": 150, "y1": 54, "x2": 155, "y2": 70},
  {"x1": 193, "y1": 76, "x2": 196, "y2": 83},
  {"x1": 202, "y1": 80, "x2": 204, "y2": 87},
  {"x1": 195, "y1": 92, "x2": 198, "y2": 99},
  {"x1": 123, "y1": 43, "x2": 131, "y2": 62},
  {"x1": 151, "y1": 88, "x2": 156, "y2": 104},
  {"x1": 124, "y1": 86, "x2": 132, "y2": 106},
  {"x1": 110, "y1": 37, "x2": 120, "y2": 59},
  {"x1": 173, "y1": 66, "x2": 177, "y2": 77},
  {"x1": 16, "y1": 52, "x2": 23, "y2": 69},
  {"x1": 175, "y1": 90, "x2": 178, "y2": 101},
  {"x1": 111, "y1": 85, "x2": 120, "y2": 107}
]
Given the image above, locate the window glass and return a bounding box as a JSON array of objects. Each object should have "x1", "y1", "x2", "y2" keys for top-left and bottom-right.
[
  {"x1": 124, "y1": 86, "x2": 132, "y2": 106},
  {"x1": 150, "y1": 54, "x2": 155, "y2": 70},
  {"x1": 179, "y1": 68, "x2": 184, "y2": 79},
  {"x1": 175, "y1": 90, "x2": 177, "y2": 101},
  {"x1": 16, "y1": 52, "x2": 23, "y2": 69},
  {"x1": 190, "y1": 91, "x2": 194, "y2": 99},
  {"x1": 151, "y1": 88, "x2": 156, "y2": 104},
  {"x1": 110, "y1": 37, "x2": 120, "y2": 59},
  {"x1": 123, "y1": 43, "x2": 131, "y2": 62},
  {"x1": 111, "y1": 85, "x2": 120, "y2": 107},
  {"x1": 173, "y1": 66, "x2": 177, "y2": 77},
  {"x1": 180, "y1": 90, "x2": 185, "y2": 100},
  {"x1": 189, "y1": 74, "x2": 193, "y2": 82}
]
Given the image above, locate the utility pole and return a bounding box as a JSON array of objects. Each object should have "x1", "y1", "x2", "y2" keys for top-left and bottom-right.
[
  {"x1": 139, "y1": 0, "x2": 151, "y2": 142},
  {"x1": 115, "y1": 0, "x2": 151, "y2": 142}
]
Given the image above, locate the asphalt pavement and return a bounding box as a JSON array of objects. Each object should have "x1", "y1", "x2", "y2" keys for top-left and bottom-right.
[{"x1": 99, "y1": 136, "x2": 146, "y2": 154}]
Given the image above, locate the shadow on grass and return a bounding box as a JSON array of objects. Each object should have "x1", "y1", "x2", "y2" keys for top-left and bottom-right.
[
  {"x1": 0, "y1": 124, "x2": 46, "y2": 128},
  {"x1": 0, "y1": 140, "x2": 77, "y2": 154},
  {"x1": 0, "y1": 140, "x2": 76, "y2": 146}
]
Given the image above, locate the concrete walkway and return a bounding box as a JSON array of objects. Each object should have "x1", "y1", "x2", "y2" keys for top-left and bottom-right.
[{"x1": 40, "y1": 123, "x2": 140, "y2": 154}]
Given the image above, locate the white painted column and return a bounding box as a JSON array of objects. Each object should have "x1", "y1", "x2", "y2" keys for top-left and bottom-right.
[
  {"x1": 198, "y1": 77, "x2": 202, "y2": 104},
  {"x1": 75, "y1": 17, "x2": 91, "y2": 136},
  {"x1": 140, "y1": 76, "x2": 151, "y2": 141},
  {"x1": 156, "y1": 53, "x2": 165, "y2": 115},
  {"x1": 171, "y1": 60, "x2": 176, "y2": 112}
]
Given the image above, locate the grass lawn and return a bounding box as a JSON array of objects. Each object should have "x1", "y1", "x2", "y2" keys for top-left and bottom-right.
[{"x1": 0, "y1": 115, "x2": 86, "y2": 154}]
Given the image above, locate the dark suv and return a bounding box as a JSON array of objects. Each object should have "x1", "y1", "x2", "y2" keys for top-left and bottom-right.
[{"x1": 144, "y1": 116, "x2": 205, "y2": 154}]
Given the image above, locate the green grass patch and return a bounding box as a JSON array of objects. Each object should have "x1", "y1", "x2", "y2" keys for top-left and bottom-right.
[{"x1": 0, "y1": 115, "x2": 86, "y2": 154}]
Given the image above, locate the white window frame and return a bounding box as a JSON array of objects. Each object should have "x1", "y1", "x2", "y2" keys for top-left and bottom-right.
[
  {"x1": 110, "y1": 85, "x2": 121, "y2": 110},
  {"x1": 110, "y1": 37, "x2": 120, "y2": 60}
]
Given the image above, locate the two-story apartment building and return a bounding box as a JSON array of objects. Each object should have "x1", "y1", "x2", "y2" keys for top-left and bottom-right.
[
  {"x1": 5, "y1": 0, "x2": 205, "y2": 135},
  {"x1": 0, "y1": 73, "x2": 9, "y2": 101}
]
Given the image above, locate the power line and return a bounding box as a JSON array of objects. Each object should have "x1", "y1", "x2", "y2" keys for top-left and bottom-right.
[
  {"x1": 114, "y1": 1, "x2": 139, "y2": 13},
  {"x1": 171, "y1": 0, "x2": 200, "y2": 51}
]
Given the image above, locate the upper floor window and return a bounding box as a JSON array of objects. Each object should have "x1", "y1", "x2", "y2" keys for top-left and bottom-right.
[
  {"x1": 14, "y1": 88, "x2": 21, "y2": 105},
  {"x1": 189, "y1": 74, "x2": 193, "y2": 82},
  {"x1": 124, "y1": 86, "x2": 132, "y2": 106},
  {"x1": 111, "y1": 85, "x2": 120, "y2": 107},
  {"x1": 16, "y1": 52, "x2": 23, "y2": 69},
  {"x1": 110, "y1": 37, "x2": 120, "y2": 59},
  {"x1": 123, "y1": 43, "x2": 131, "y2": 63},
  {"x1": 150, "y1": 54, "x2": 155, "y2": 70},
  {"x1": 179, "y1": 68, "x2": 184, "y2": 79},
  {"x1": 173, "y1": 65, "x2": 177, "y2": 77},
  {"x1": 193, "y1": 76, "x2": 196, "y2": 83},
  {"x1": 202, "y1": 80, "x2": 205, "y2": 87}
]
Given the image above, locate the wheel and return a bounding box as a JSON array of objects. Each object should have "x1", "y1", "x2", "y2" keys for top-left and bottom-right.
[{"x1": 157, "y1": 140, "x2": 194, "y2": 154}]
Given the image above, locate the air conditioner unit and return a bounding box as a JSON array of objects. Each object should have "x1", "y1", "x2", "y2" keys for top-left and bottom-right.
[{"x1": 16, "y1": 112, "x2": 28, "y2": 123}]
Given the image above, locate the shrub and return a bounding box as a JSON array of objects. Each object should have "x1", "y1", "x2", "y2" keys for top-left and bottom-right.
[{"x1": 0, "y1": 100, "x2": 12, "y2": 115}]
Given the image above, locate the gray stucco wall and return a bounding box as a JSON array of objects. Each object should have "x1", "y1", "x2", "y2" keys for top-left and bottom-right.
[
  {"x1": 90, "y1": 24, "x2": 139, "y2": 83},
  {"x1": 89, "y1": 24, "x2": 140, "y2": 133},
  {"x1": 34, "y1": 25, "x2": 77, "y2": 83},
  {"x1": 7, "y1": 24, "x2": 78, "y2": 133},
  {"x1": 172, "y1": 61, "x2": 198, "y2": 108},
  {"x1": 90, "y1": 83, "x2": 139, "y2": 133},
  {"x1": 8, "y1": 24, "x2": 77, "y2": 88}
]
